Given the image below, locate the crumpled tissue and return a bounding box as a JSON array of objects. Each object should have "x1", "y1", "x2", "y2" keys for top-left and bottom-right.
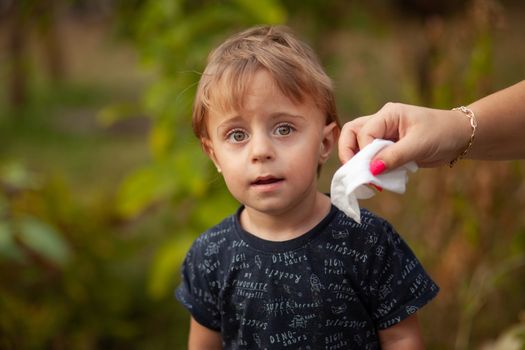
[{"x1": 330, "y1": 139, "x2": 418, "y2": 223}]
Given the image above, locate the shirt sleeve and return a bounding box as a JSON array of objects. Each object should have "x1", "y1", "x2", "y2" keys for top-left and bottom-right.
[
  {"x1": 175, "y1": 240, "x2": 222, "y2": 331},
  {"x1": 363, "y1": 215, "x2": 439, "y2": 330}
]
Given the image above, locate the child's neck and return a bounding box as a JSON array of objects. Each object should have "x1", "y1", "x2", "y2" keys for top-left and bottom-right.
[{"x1": 240, "y1": 192, "x2": 331, "y2": 242}]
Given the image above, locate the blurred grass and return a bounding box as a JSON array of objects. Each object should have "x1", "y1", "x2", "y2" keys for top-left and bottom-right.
[{"x1": 0, "y1": 77, "x2": 150, "y2": 203}]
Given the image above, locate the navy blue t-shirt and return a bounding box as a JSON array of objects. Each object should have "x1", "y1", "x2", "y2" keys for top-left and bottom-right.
[{"x1": 176, "y1": 205, "x2": 439, "y2": 349}]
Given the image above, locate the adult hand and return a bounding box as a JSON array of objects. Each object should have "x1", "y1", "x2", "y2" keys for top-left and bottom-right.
[
  {"x1": 339, "y1": 81, "x2": 525, "y2": 172},
  {"x1": 338, "y1": 102, "x2": 473, "y2": 172}
]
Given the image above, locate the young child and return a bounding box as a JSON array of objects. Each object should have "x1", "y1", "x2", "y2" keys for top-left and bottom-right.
[{"x1": 176, "y1": 25, "x2": 439, "y2": 349}]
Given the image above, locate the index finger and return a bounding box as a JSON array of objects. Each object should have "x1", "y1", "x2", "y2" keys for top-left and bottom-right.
[{"x1": 338, "y1": 116, "x2": 371, "y2": 163}]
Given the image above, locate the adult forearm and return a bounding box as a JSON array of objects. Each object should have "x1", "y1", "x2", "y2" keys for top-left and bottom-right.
[{"x1": 467, "y1": 80, "x2": 525, "y2": 160}]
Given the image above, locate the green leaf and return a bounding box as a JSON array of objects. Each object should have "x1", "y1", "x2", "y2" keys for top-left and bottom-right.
[
  {"x1": 0, "y1": 221, "x2": 25, "y2": 262},
  {"x1": 0, "y1": 195, "x2": 8, "y2": 217},
  {"x1": 192, "y1": 190, "x2": 238, "y2": 230},
  {"x1": 116, "y1": 163, "x2": 176, "y2": 218},
  {"x1": 16, "y1": 216, "x2": 71, "y2": 266},
  {"x1": 116, "y1": 148, "x2": 210, "y2": 218},
  {"x1": 0, "y1": 162, "x2": 40, "y2": 190},
  {"x1": 147, "y1": 232, "x2": 194, "y2": 300},
  {"x1": 96, "y1": 102, "x2": 141, "y2": 128},
  {"x1": 234, "y1": 0, "x2": 287, "y2": 23}
]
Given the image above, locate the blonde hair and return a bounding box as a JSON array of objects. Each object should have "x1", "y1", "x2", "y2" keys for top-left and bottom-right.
[{"x1": 192, "y1": 25, "x2": 340, "y2": 139}]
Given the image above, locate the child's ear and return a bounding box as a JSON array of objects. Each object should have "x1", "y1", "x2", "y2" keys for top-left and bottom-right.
[
  {"x1": 201, "y1": 138, "x2": 222, "y2": 172},
  {"x1": 319, "y1": 122, "x2": 340, "y2": 164}
]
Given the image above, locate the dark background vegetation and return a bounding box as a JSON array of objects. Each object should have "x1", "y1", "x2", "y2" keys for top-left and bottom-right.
[{"x1": 1, "y1": 0, "x2": 524, "y2": 348}]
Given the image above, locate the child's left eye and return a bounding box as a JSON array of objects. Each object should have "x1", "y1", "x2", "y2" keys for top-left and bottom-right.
[{"x1": 275, "y1": 124, "x2": 294, "y2": 136}]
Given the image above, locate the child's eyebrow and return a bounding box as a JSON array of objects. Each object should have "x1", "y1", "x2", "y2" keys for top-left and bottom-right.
[
  {"x1": 268, "y1": 112, "x2": 306, "y2": 122},
  {"x1": 215, "y1": 115, "x2": 244, "y2": 135}
]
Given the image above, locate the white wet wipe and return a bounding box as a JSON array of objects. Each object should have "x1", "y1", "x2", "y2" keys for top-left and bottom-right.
[{"x1": 330, "y1": 139, "x2": 418, "y2": 223}]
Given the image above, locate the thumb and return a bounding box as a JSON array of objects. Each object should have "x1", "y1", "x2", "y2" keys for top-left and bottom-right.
[{"x1": 372, "y1": 138, "x2": 420, "y2": 172}]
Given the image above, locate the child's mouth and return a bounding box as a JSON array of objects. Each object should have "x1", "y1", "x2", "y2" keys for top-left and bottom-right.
[{"x1": 252, "y1": 176, "x2": 283, "y2": 186}]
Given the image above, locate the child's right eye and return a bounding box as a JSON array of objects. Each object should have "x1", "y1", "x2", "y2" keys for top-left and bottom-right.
[{"x1": 226, "y1": 129, "x2": 248, "y2": 143}]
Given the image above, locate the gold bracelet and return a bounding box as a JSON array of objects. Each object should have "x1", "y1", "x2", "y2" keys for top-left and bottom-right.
[{"x1": 449, "y1": 106, "x2": 478, "y2": 167}]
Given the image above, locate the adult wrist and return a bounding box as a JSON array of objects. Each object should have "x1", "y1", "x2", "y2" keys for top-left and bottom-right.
[{"x1": 449, "y1": 106, "x2": 478, "y2": 167}]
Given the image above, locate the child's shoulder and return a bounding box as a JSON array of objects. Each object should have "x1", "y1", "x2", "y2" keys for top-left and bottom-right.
[
  {"x1": 186, "y1": 212, "x2": 238, "y2": 258},
  {"x1": 331, "y1": 206, "x2": 392, "y2": 232},
  {"x1": 196, "y1": 214, "x2": 236, "y2": 242},
  {"x1": 329, "y1": 206, "x2": 402, "y2": 247}
]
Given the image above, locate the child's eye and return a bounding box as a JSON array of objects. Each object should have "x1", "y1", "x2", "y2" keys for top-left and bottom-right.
[
  {"x1": 274, "y1": 124, "x2": 294, "y2": 136},
  {"x1": 226, "y1": 129, "x2": 248, "y2": 143}
]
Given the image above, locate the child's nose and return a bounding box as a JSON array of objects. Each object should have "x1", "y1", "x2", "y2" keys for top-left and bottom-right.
[{"x1": 250, "y1": 133, "x2": 275, "y2": 162}]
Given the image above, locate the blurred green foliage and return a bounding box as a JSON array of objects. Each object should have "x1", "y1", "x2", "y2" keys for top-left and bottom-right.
[
  {"x1": 0, "y1": 162, "x2": 70, "y2": 266},
  {"x1": 1, "y1": 0, "x2": 524, "y2": 349}
]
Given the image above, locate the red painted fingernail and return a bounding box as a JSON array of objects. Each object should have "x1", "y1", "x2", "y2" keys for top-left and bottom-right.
[
  {"x1": 368, "y1": 183, "x2": 383, "y2": 192},
  {"x1": 370, "y1": 159, "x2": 386, "y2": 176}
]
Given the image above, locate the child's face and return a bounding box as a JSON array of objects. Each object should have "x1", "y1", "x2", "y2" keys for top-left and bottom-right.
[{"x1": 203, "y1": 70, "x2": 338, "y2": 216}]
